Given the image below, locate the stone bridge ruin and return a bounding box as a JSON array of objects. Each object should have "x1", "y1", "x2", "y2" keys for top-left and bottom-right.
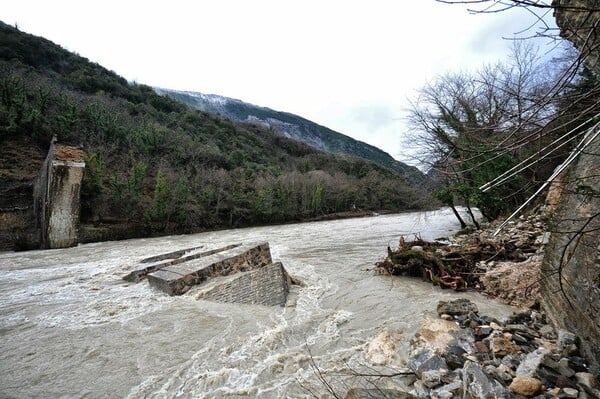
[
  {"x1": 33, "y1": 140, "x2": 85, "y2": 249},
  {"x1": 123, "y1": 242, "x2": 293, "y2": 307}
]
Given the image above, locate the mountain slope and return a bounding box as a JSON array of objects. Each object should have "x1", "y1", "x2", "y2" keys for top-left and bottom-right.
[
  {"x1": 155, "y1": 89, "x2": 425, "y2": 183},
  {"x1": 0, "y1": 21, "x2": 435, "y2": 248}
]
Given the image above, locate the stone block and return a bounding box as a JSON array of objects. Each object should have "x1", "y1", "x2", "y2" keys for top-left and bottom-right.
[
  {"x1": 147, "y1": 242, "x2": 272, "y2": 295},
  {"x1": 196, "y1": 262, "x2": 290, "y2": 306},
  {"x1": 462, "y1": 360, "x2": 509, "y2": 399},
  {"x1": 407, "y1": 348, "x2": 448, "y2": 379},
  {"x1": 123, "y1": 244, "x2": 239, "y2": 282},
  {"x1": 508, "y1": 376, "x2": 542, "y2": 396}
]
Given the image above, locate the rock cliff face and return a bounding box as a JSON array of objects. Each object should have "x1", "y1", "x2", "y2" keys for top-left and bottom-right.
[
  {"x1": 542, "y1": 0, "x2": 600, "y2": 374},
  {"x1": 553, "y1": 0, "x2": 600, "y2": 74}
]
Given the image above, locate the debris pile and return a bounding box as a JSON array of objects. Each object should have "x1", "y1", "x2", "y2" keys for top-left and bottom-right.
[{"x1": 376, "y1": 214, "x2": 548, "y2": 307}]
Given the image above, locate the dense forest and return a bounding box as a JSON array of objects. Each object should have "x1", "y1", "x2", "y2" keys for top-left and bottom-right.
[{"x1": 0, "y1": 21, "x2": 433, "y2": 245}]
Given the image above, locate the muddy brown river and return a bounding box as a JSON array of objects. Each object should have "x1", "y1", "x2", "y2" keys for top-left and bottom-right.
[{"x1": 0, "y1": 208, "x2": 517, "y2": 398}]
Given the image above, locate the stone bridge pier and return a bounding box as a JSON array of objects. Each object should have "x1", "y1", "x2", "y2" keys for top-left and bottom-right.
[{"x1": 34, "y1": 140, "x2": 85, "y2": 249}]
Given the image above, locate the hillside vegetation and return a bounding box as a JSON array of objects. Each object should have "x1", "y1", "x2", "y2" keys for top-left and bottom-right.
[
  {"x1": 156, "y1": 88, "x2": 426, "y2": 184},
  {"x1": 0, "y1": 21, "x2": 432, "y2": 244}
]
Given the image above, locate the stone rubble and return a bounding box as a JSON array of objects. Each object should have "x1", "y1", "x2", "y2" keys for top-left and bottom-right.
[{"x1": 349, "y1": 298, "x2": 600, "y2": 399}]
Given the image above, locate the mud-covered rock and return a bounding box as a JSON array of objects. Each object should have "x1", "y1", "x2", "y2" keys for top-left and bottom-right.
[
  {"x1": 437, "y1": 299, "x2": 479, "y2": 317},
  {"x1": 365, "y1": 329, "x2": 404, "y2": 366}
]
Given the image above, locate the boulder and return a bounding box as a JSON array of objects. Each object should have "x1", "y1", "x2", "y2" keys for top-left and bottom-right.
[
  {"x1": 515, "y1": 348, "x2": 549, "y2": 377},
  {"x1": 575, "y1": 372, "x2": 598, "y2": 390},
  {"x1": 462, "y1": 361, "x2": 509, "y2": 399},
  {"x1": 508, "y1": 376, "x2": 542, "y2": 396},
  {"x1": 421, "y1": 369, "x2": 444, "y2": 388},
  {"x1": 430, "y1": 380, "x2": 462, "y2": 399},
  {"x1": 541, "y1": 357, "x2": 575, "y2": 378},
  {"x1": 560, "y1": 387, "x2": 579, "y2": 398},
  {"x1": 407, "y1": 348, "x2": 448, "y2": 379},
  {"x1": 411, "y1": 317, "x2": 475, "y2": 355},
  {"x1": 442, "y1": 344, "x2": 467, "y2": 369},
  {"x1": 557, "y1": 329, "x2": 578, "y2": 355},
  {"x1": 491, "y1": 336, "x2": 521, "y2": 356}
]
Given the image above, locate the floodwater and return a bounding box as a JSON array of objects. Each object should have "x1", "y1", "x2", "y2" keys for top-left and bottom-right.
[{"x1": 0, "y1": 208, "x2": 517, "y2": 398}]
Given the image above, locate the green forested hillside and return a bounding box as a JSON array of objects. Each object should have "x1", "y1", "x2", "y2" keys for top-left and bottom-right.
[
  {"x1": 157, "y1": 88, "x2": 427, "y2": 184},
  {"x1": 0, "y1": 21, "x2": 433, "y2": 243}
]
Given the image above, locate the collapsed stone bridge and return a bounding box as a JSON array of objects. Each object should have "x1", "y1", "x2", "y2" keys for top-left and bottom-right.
[{"x1": 123, "y1": 242, "x2": 293, "y2": 307}]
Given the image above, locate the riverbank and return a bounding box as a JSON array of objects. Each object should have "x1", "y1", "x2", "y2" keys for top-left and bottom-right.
[
  {"x1": 77, "y1": 208, "x2": 410, "y2": 247},
  {"x1": 351, "y1": 211, "x2": 600, "y2": 398},
  {"x1": 354, "y1": 298, "x2": 600, "y2": 399}
]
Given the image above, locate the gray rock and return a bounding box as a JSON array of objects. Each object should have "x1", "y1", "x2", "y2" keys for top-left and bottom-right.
[
  {"x1": 575, "y1": 372, "x2": 599, "y2": 390},
  {"x1": 501, "y1": 354, "x2": 521, "y2": 370},
  {"x1": 516, "y1": 348, "x2": 549, "y2": 377},
  {"x1": 535, "y1": 365, "x2": 561, "y2": 386},
  {"x1": 575, "y1": 372, "x2": 600, "y2": 399},
  {"x1": 538, "y1": 325, "x2": 556, "y2": 339},
  {"x1": 567, "y1": 356, "x2": 588, "y2": 372},
  {"x1": 462, "y1": 361, "x2": 510, "y2": 399},
  {"x1": 504, "y1": 324, "x2": 540, "y2": 338},
  {"x1": 407, "y1": 348, "x2": 449, "y2": 379},
  {"x1": 560, "y1": 387, "x2": 579, "y2": 398},
  {"x1": 475, "y1": 325, "x2": 493, "y2": 338},
  {"x1": 557, "y1": 330, "x2": 578, "y2": 354},
  {"x1": 541, "y1": 357, "x2": 575, "y2": 378},
  {"x1": 488, "y1": 365, "x2": 514, "y2": 383},
  {"x1": 431, "y1": 380, "x2": 462, "y2": 399},
  {"x1": 442, "y1": 344, "x2": 467, "y2": 370},
  {"x1": 437, "y1": 298, "x2": 478, "y2": 317},
  {"x1": 408, "y1": 380, "x2": 430, "y2": 399},
  {"x1": 421, "y1": 370, "x2": 444, "y2": 388},
  {"x1": 449, "y1": 327, "x2": 476, "y2": 353},
  {"x1": 512, "y1": 333, "x2": 529, "y2": 345},
  {"x1": 344, "y1": 388, "x2": 418, "y2": 399}
]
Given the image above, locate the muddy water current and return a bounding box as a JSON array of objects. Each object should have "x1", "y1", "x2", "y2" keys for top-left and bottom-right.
[{"x1": 0, "y1": 209, "x2": 517, "y2": 398}]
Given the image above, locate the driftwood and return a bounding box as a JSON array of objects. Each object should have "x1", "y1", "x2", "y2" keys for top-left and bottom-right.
[{"x1": 376, "y1": 233, "x2": 539, "y2": 291}]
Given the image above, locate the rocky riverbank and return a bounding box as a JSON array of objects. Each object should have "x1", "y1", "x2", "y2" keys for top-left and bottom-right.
[
  {"x1": 348, "y1": 212, "x2": 600, "y2": 398},
  {"x1": 365, "y1": 298, "x2": 599, "y2": 399},
  {"x1": 350, "y1": 299, "x2": 599, "y2": 399}
]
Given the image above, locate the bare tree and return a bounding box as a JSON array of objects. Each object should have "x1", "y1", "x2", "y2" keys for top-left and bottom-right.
[{"x1": 409, "y1": 41, "x2": 572, "y2": 222}]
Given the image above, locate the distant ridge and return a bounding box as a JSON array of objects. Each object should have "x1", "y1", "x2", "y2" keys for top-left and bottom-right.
[{"x1": 155, "y1": 88, "x2": 426, "y2": 184}]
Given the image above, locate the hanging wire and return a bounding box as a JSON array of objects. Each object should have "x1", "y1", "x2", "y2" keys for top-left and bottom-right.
[
  {"x1": 480, "y1": 115, "x2": 600, "y2": 191},
  {"x1": 493, "y1": 118, "x2": 600, "y2": 235}
]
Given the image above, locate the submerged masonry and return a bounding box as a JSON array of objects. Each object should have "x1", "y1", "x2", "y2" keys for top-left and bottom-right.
[{"x1": 124, "y1": 242, "x2": 292, "y2": 307}]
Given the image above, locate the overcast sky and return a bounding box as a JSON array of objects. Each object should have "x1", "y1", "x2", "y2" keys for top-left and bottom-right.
[{"x1": 2, "y1": 1, "x2": 558, "y2": 164}]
